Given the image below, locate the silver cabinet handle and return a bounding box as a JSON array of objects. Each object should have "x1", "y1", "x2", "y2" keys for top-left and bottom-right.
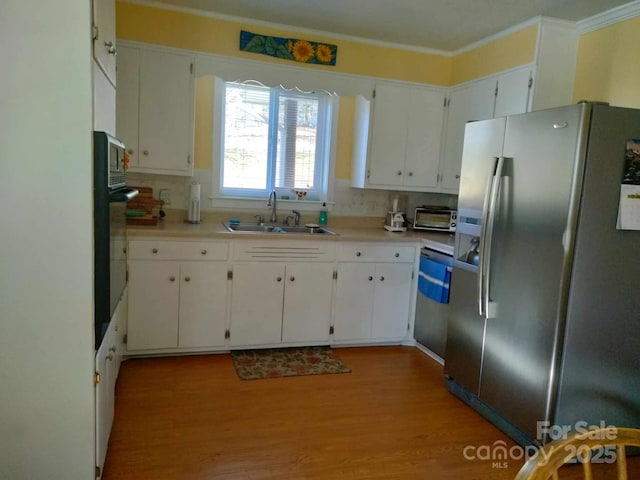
[
  {"x1": 276, "y1": 277, "x2": 282, "y2": 282},
  {"x1": 408, "y1": 172, "x2": 413, "y2": 177},
  {"x1": 356, "y1": 252, "x2": 361, "y2": 257},
  {"x1": 368, "y1": 276, "x2": 373, "y2": 281},
  {"x1": 395, "y1": 252, "x2": 400, "y2": 258},
  {"x1": 106, "y1": 354, "x2": 113, "y2": 361},
  {"x1": 290, "y1": 276, "x2": 295, "y2": 282},
  {"x1": 143, "y1": 150, "x2": 149, "y2": 156},
  {"x1": 127, "y1": 148, "x2": 134, "y2": 155},
  {"x1": 201, "y1": 249, "x2": 207, "y2": 255},
  {"x1": 152, "y1": 248, "x2": 158, "y2": 254},
  {"x1": 397, "y1": 171, "x2": 402, "y2": 176},
  {"x1": 455, "y1": 174, "x2": 461, "y2": 179},
  {"x1": 109, "y1": 346, "x2": 116, "y2": 353},
  {"x1": 184, "y1": 276, "x2": 191, "y2": 282},
  {"x1": 169, "y1": 276, "x2": 176, "y2": 282},
  {"x1": 380, "y1": 276, "x2": 385, "y2": 281}
]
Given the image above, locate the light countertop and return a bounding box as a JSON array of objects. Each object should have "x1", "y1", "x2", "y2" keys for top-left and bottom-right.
[{"x1": 127, "y1": 221, "x2": 455, "y2": 254}]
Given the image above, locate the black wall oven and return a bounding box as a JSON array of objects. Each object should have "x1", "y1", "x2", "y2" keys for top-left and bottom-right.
[{"x1": 94, "y1": 131, "x2": 138, "y2": 350}]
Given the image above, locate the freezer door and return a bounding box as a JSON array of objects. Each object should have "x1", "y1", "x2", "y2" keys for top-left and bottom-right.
[
  {"x1": 445, "y1": 267, "x2": 486, "y2": 390},
  {"x1": 445, "y1": 117, "x2": 506, "y2": 391},
  {"x1": 478, "y1": 105, "x2": 586, "y2": 439},
  {"x1": 457, "y1": 117, "x2": 508, "y2": 220}
]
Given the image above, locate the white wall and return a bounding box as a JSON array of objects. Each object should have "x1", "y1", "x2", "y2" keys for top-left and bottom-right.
[{"x1": 0, "y1": 1, "x2": 96, "y2": 479}]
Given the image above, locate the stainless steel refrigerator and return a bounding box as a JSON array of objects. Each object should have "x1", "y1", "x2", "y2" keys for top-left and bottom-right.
[{"x1": 445, "y1": 102, "x2": 640, "y2": 446}]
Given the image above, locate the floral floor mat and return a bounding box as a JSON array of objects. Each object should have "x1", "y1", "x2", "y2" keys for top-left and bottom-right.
[{"x1": 230, "y1": 346, "x2": 351, "y2": 380}]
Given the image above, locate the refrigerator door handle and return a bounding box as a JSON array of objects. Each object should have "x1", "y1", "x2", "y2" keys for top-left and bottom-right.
[
  {"x1": 483, "y1": 156, "x2": 506, "y2": 319},
  {"x1": 478, "y1": 158, "x2": 499, "y2": 316}
]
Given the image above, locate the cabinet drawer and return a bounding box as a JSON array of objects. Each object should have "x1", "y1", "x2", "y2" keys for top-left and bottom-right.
[
  {"x1": 128, "y1": 240, "x2": 228, "y2": 261},
  {"x1": 337, "y1": 244, "x2": 416, "y2": 263}
]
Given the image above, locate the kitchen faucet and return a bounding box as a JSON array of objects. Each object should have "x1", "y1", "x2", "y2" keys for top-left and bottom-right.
[{"x1": 267, "y1": 190, "x2": 277, "y2": 223}]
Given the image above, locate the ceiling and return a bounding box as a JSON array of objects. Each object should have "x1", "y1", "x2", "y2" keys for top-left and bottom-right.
[{"x1": 147, "y1": 0, "x2": 631, "y2": 51}]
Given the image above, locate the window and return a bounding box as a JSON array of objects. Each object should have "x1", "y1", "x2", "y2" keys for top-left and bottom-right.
[{"x1": 217, "y1": 81, "x2": 333, "y2": 202}]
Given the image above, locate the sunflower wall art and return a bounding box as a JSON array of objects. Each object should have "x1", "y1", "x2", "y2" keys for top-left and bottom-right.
[{"x1": 240, "y1": 30, "x2": 337, "y2": 66}]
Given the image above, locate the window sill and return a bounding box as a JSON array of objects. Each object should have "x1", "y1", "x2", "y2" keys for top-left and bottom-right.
[{"x1": 208, "y1": 196, "x2": 333, "y2": 212}]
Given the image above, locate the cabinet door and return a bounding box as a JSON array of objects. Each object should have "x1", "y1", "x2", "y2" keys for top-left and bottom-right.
[
  {"x1": 441, "y1": 77, "x2": 496, "y2": 191},
  {"x1": 138, "y1": 49, "x2": 193, "y2": 174},
  {"x1": 92, "y1": 0, "x2": 116, "y2": 85},
  {"x1": 282, "y1": 263, "x2": 334, "y2": 343},
  {"x1": 229, "y1": 263, "x2": 285, "y2": 346},
  {"x1": 372, "y1": 263, "x2": 413, "y2": 339},
  {"x1": 115, "y1": 46, "x2": 139, "y2": 166},
  {"x1": 127, "y1": 261, "x2": 180, "y2": 350},
  {"x1": 111, "y1": 287, "x2": 127, "y2": 377},
  {"x1": 333, "y1": 263, "x2": 375, "y2": 341},
  {"x1": 494, "y1": 68, "x2": 532, "y2": 118},
  {"x1": 404, "y1": 88, "x2": 444, "y2": 189},
  {"x1": 367, "y1": 84, "x2": 409, "y2": 186},
  {"x1": 95, "y1": 321, "x2": 116, "y2": 477},
  {"x1": 179, "y1": 262, "x2": 228, "y2": 348}
]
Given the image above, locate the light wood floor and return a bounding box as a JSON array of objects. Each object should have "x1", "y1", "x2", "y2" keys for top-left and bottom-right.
[{"x1": 103, "y1": 346, "x2": 639, "y2": 480}]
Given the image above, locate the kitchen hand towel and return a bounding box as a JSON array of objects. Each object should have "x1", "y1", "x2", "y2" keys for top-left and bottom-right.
[{"x1": 418, "y1": 257, "x2": 451, "y2": 304}]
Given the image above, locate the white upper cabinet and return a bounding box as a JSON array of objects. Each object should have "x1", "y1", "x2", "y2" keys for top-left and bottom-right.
[
  {"x1": 494, "y1": 68, "x2": 533, "y2": 118},
  {"x1": 92, "y1": 0, "x2": 117, "y2": 86},
  {"x1": 440, "y1": 77, "x2": 498, "y2": 192},
  {"x1": 116, "y1": 44, "x2": 195, "y2": 176},
  {"x1": 440, "y1": 67, "x2": 533, "y2": 192},
  {"x1": 353, "y1": 83, "x2": 445, "y2": 192}
]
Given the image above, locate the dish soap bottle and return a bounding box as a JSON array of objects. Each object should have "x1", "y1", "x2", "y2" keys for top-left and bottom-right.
[{"x1": 318, "y1": 202, "x2": 328, "y2": 225}]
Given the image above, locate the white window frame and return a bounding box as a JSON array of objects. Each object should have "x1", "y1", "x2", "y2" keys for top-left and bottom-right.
[{"x1": 211, "y1": 77, "x2": 338, "y2": 212}]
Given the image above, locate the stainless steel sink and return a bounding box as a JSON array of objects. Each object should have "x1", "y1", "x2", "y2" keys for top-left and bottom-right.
[{"x1": 222, "y1": 222, "x2": 337, "y2": 235}]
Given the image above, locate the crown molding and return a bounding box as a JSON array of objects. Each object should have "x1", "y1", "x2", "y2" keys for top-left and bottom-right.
[
  {"x1": 452, "y1": 17, "x2": 542, "y2": 55},
  {"x1": 577, "y1": 0, "x2": 640, "y2": 34},
  {"x1": 119, "y1": 0, "x2": 453, "y2": 56}
]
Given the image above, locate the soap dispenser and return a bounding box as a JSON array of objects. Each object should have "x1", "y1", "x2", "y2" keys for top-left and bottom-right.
[{"x1": 318, "y1": 202, "x2": 328, "y2": 225}]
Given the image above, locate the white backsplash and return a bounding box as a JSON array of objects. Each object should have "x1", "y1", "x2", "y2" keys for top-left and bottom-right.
[{"x1": 126, "y1": 170, "x2": 457, "y2": 219}]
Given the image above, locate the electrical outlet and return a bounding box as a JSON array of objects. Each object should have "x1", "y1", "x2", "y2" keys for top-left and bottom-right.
[{"x1": 159, "y1": 189, "x2": 171, "y2": 205}]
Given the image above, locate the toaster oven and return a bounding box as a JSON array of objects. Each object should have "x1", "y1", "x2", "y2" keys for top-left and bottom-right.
[{"x1": 413, "y1": 207, "x2": 457, "y2": 232}]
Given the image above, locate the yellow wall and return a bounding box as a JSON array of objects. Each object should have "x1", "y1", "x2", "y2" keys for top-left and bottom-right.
[
  {"x1": 193, "y1": 76, "x2": 213, "y2": 170},
  {"x1": 573, "y1": 16, "x2": 640, "y2": 108},
  {"x1": 116, "y1": 2, "x2": 452, "y2": 86},
  {"x1": 451, "y1": 25, "x2": 538, "y2": 85},
  {"x1": 335, "y1": 97, "x2": 355, "y2": 179}
]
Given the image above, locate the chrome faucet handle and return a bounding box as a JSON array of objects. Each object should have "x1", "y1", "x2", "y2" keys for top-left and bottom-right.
[
  {"x1": 254, "y1": 214, "x2": 265, "y2": 226},
  {"x1": 283, "y1": 215, "x2": 294, "y2": 226},
  {"x1": 292, "y1": 210, "x2": 301, "y2": 226}
]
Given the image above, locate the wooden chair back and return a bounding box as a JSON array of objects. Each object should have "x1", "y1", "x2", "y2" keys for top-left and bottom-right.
[{"x1": 514, "y1": 427, "x2": 640, "y2": 480}]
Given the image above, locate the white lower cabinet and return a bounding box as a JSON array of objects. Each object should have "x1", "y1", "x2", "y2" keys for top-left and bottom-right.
[
  {"x1": 229, "y1": 261, "x2": 334, "y2": 346},
  {"x1": 125, "y1": 238, "x2": 417, "y2": 351},
  {"x1": 371, "y1": 263, "x2": 413, "y2": 338},
  {"x1": 282, "y1": 262, "x2": 334, "y2": 343},
  {"x1": 229, "y1": 263, "x2": 286, "y2": 346},
  {"x1": 95, "y1": 290, "x2": 126, "y2": 478},
  {"x1": 333, "y1": 244, "x2": 416, "y2": 342},
  {"x1": 127, "y1": 240, "x2": 229, "y2": 351},
  {"x1": 333, "y1": 263, "x2": 375, "y2": 340}
]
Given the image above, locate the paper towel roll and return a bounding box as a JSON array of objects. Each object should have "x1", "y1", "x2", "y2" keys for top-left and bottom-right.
[{"x1": 187, "y1": 183, "x2": 201, "y2": 224}]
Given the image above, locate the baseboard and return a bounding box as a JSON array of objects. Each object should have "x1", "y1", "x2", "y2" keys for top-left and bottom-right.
[
  {"x1": 444, "y1": 376, "x2": 538, "y2": 447},
  {"x1": 413, "y1": 342, "x2": 444, "y2": 366}
]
